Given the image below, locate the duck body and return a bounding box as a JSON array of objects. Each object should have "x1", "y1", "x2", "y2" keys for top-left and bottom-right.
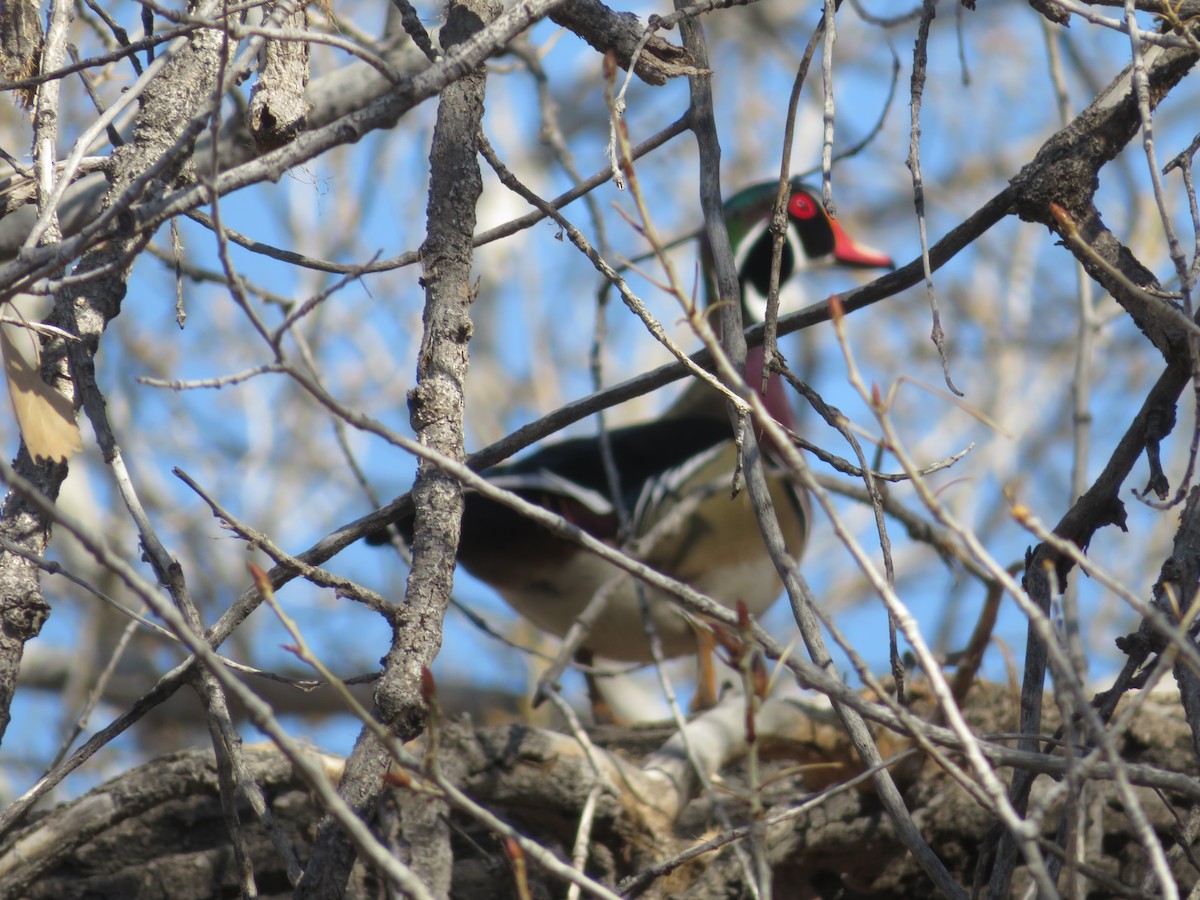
[
  {"x1": 447, "y1": 409, "x2": 808, "y2": 661},
  {"x1": 369, "y1": 178, "x2": 891, "y2": 667}
]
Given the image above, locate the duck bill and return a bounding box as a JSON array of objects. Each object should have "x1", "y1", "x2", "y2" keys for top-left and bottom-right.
[{"x1": 830, "y1": 219, "x2": 894, "y2": 269}]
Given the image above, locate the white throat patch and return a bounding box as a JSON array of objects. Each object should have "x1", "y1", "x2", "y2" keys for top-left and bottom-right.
[{"x1": 734, "y1": 218, "x2": 812, "y2": 324}]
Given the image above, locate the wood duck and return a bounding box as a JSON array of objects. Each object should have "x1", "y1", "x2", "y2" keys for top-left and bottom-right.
[{"x1": 371, "y1": 179, "x2": 892, "y2": 700}]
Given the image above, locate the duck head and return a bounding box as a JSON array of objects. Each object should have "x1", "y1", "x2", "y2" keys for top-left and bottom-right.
[
  {"x1": 667, "y1": 178, "x2": 892, "y2": 430},
  {"x1": 706, "y1": 177, "x2": 894, "y2": 325}
]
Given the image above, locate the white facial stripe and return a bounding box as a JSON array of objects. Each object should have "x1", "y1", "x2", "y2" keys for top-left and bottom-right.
[
  {"x1": 733, "y1": 218, "x2": 771, "y2": 274},
  {"x1": 735, "y1": 218, "x2": 811, "y2": 324}
]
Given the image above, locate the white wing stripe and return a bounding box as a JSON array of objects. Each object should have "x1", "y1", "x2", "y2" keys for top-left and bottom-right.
[{"x1": 486, "y1": 471, "x2": 615, "y2": 516}]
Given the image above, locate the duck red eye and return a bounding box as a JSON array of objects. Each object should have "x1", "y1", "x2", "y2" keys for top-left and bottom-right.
[{"x1": 789, "y1": 192, "x2": 819, "y2": 220}]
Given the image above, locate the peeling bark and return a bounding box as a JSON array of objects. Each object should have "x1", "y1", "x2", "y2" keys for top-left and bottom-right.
[
  {"x1": 248, "y1": 0, "x2": 311, "y2": 151},
  {"x1": 3, "y1": 685, "x2": 1197, "y2": 899}
]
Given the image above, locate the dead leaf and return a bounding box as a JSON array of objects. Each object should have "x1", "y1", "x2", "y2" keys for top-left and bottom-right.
[{"x1": 0, "y1": 323, "x2": 81, "y2": 462}]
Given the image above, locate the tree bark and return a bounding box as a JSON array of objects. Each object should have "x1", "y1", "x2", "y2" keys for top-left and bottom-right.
[
  {"x1": 0, "y1": 3, "x2": 225, "y2": 745},
  {"x1": 4, "y1": 683, "x2": 1197, "y2": 899},
  {"x1": 296, "y1": 0, "x2": 497, "y2": 895}
]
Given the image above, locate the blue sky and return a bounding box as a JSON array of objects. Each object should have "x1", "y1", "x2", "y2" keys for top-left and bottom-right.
[{"x1": 4, "y1": 0, "x2": 1198, "y2": 786}]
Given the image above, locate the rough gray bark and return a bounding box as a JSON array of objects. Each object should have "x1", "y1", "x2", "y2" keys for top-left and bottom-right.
[
  {"x1": 0, "y1": 0, "x2": 689, "y2": 260},
  {"x1": 0, "y1": 0, "x2": 42, "y2": 107},
  {"x1": 548, "y1": 0, "x2": 694, "y2": 86},
  {"x1": 247, "y1": 0, "x2": 311, "y2": 151},
  {"x1": 989, "y1": 38, "x2": 1200, "y2": 899},
  {"x1": 295, "y1": 0, "x2": 497, "y2": 895},
  {"x1": 0, "y1": 8, "x2": 224, "y2": 746},
  {"x1": 2, "y1": 684, "x2": 1197, "y2": 899}
]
